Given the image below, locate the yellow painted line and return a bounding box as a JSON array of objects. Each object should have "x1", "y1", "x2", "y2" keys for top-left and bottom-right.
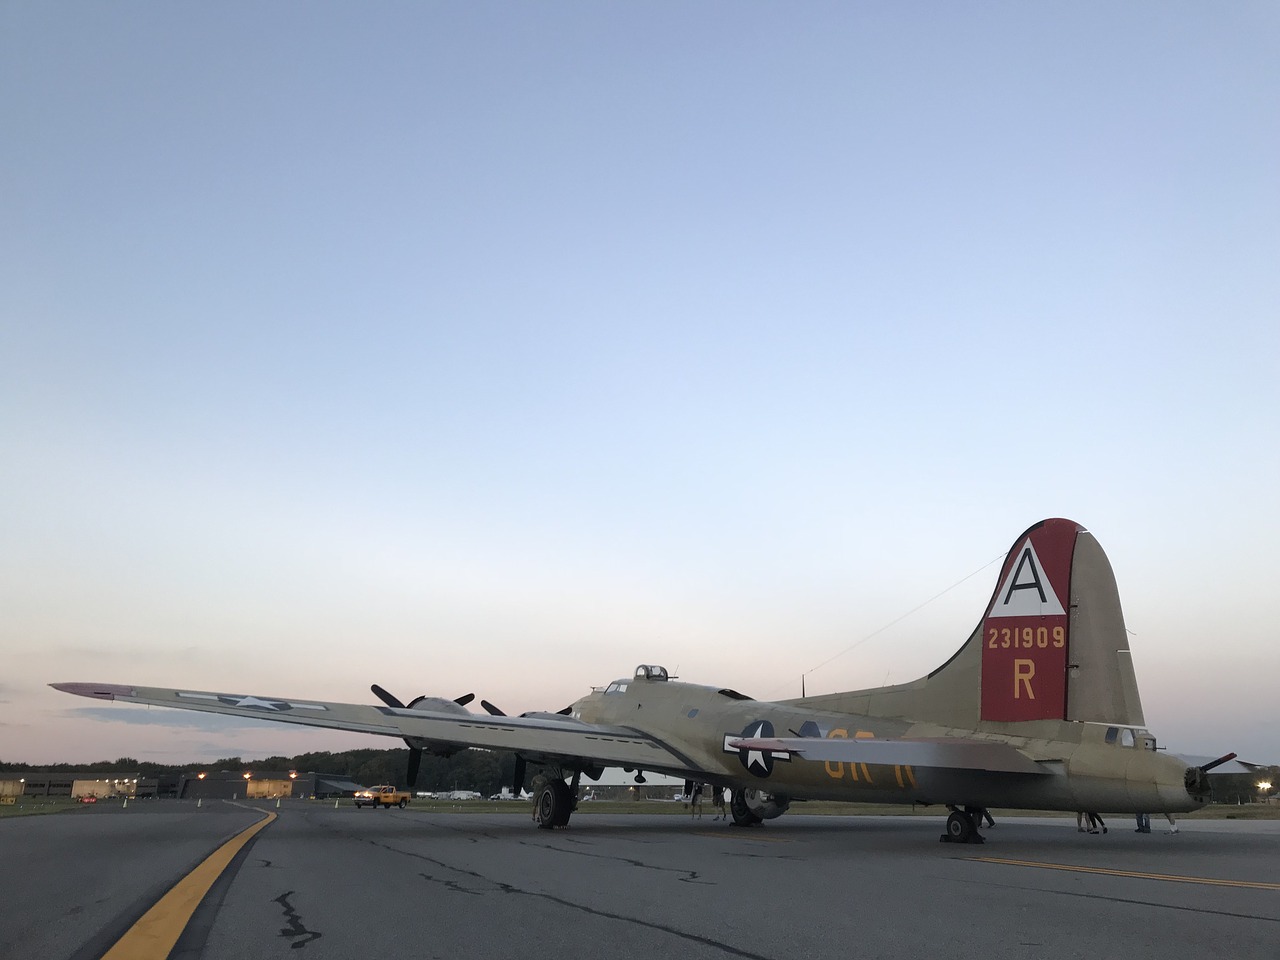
[
  {"x1": 102, "y1": 810, "x2": 277, "y2": 959},
  {"x1": 970, "y1": 856, "x2": 1280, "y2": 892}
]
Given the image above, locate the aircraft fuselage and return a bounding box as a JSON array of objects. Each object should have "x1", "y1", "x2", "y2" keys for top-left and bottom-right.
[{"x1": 573, "y1": 671, "x2": 1201, "y2": 814}]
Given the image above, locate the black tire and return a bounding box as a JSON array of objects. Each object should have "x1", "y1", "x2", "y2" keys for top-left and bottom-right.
[
  {"x1": 946, "y1": 810, "x2": 973, "y2": 843},
  {"x1": 534, "y1": 780, "x2": 574, "y2": 829},
  {"x1": 729, "y1": 789, "x2": 763, "y2": 827},
  {"x1": 398, "y1": 798, "x2": 407, "y2": 809},
  {"x1": 534, "y1": 784, "x2": 557, "y2": 829}
]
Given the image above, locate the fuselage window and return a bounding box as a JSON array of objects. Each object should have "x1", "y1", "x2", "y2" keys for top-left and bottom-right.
[
  {"x1": 1104, "y1": 727, "x2": 1119, "y2": 744},
  {"x1": 1120, "y1": 729, "x2": 1135, "y2": 748}
]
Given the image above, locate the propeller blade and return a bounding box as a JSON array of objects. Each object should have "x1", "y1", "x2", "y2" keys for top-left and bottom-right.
[
  {"x1": 407, "y1": 746, "x2": 423, "y2": 788},
  {"x1": 371, "y1": 683, "x2": 405, "y2": 709},
  {"x1": 512, "y1": 756, "x2": 526, "y2": 796},
  {"x1": 481, "y1": 700, "x2": 506, "y2": 717},
  {"x1": 454, "y1": 693, "x2": 475, "y2": 707},
  {"x1": 1199, "y1": 752, "x2": 1237, "y2": 773}
]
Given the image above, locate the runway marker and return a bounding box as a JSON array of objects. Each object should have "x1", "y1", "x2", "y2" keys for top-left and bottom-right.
[
  {"x1": 101, "y1": 810, "x2": 277, "y2": 959},
  {"x1": 970, "y1": 856, "x2": 1280, "y2": 891}
]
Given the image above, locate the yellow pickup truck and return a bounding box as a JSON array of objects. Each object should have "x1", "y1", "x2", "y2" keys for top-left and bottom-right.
[{"x1": 353, "y1": 785, "x2": 411, "y2": 809}]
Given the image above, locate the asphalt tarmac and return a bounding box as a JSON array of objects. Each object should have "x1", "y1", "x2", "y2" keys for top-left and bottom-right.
[{"x1": 3, "y1": 801, "x2": 1277, "y2": 960}]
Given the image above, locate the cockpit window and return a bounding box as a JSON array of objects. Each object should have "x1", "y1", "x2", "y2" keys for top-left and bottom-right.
[{"x1": 605, "y1": 682, "x2": 628, "y2": 695}]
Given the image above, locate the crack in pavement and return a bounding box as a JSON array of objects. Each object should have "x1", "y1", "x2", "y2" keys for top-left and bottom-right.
[
  {"x1": 272, "y1": 891, "x2": 322, "y2": 949},
  {"x1": 940, "y1": 874, "x2": 1280, "y2": 924},
  {"x1": 402, "y1": 853, "x2": 773, "y2": 960},
  {"x1": 418, "y1": 871, "x2": 485, "y2": 895},
  {"x1": 513, "y1": 837, "x2": 713, "y2": 883}
]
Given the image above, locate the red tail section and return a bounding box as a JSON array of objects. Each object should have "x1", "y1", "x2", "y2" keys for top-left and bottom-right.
[{"x1": 980, "y1": 519, "x2": 1081, "y2": 722}]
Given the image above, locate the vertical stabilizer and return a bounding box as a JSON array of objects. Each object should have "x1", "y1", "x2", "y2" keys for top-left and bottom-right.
[
  {"x1": 980, "y1": 518, "x2": 1077, "y2": 721},
  {"x1": 1063, "y1": 529, "x2": 1145, "y2": 725},
  {"x1": 794, "y1": 519, "x2": 1146, "y2": 729}
]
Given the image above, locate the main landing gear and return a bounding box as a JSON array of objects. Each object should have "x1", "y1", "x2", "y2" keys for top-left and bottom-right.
[
  {"x1": 940, "y1": 806, "x2": 986, "y2": 844},
  {"x1": 533, "y1": 770, "x2": 581, "y2": 829},
  {"x1": 729, "y1": 788, "x2": 763, "y2": 828}
]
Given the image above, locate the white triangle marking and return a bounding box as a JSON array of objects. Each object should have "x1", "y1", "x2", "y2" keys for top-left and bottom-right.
[{"x1": 987, "y1": 541, "x2": 1065, "y2": 617}]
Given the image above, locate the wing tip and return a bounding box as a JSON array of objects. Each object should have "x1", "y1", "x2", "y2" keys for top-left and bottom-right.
[{"x1": 50, "y1": 682, "x2": 134, "y2": 701}]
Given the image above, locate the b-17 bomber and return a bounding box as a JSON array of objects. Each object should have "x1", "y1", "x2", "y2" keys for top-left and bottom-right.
[{"x1": 54, "y1": 518, "x2": 1232, "y2": 843}]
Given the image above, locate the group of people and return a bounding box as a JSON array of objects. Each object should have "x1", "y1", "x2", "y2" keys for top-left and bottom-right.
[
  {"x1": 1078, "y1": 811, "x2": 1179, "y2": 834},
  {"x1": 1076, "y1": 811, "x2": 1107, "y2": 833},
  {"x1": 686, "y1": 782, "x2": 728, "y2": 820}
]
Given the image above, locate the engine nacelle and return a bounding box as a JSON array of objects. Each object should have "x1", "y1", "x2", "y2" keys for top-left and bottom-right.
[
  {"x1": 406, "y1": 696, "x2": 471, "y2": 716},
  {"x1": 741, "y1": 788, "x2": 790, "y2": 820}
]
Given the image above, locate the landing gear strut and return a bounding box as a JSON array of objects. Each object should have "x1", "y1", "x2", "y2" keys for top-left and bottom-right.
[{"x1": 941, "y1": 806, "x2": 986, "y2": 844}]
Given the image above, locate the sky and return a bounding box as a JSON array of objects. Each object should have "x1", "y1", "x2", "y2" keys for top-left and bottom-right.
[{"x1": 2, "y1": 3, "x2": 1277, "y2": 767}]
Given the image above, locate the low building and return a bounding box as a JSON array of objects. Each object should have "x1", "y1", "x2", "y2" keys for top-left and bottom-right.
[
  {"x1": 0, "y1": 771, "x2": 180, "y2": 799},
  {"x1": 175, "y1": 770, "x2": 364, "y2": 800}
]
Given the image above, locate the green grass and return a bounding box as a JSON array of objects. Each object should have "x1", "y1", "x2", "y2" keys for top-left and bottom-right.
[{"x1": 0, "y1": 797, "x2": 104, "y2": 818}]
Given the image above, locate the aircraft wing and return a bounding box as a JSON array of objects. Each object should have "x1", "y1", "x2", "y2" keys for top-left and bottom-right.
[
  {"x1": 729, "y1": 735, "x2": 1050, "y2": 775},
  {"x1": 51, "y1": 682, "x2": 692, "y2": 773}
]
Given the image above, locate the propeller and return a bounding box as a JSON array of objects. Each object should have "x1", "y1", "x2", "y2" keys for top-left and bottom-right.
[
  {"x1": 480, "y1": 700, "x2": 505, "y2": 716},
  {"x1": 370, "y1": 684, "x2": 477, "y2": 788}
]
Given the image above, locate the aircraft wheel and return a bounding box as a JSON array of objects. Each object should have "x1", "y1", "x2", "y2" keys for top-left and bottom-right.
[
  {"x1": 945, "y1": 810, "x2": 973, "y2": 843},
  {"x1": 729, "y1": 789, "x2": 762, "y2": 827},
  {"x1": 552, "y1": 780, "x2": 574, "y2": 826},
  {"x1": 535, "y1": 780, "x2": 573, "y2": 829}
]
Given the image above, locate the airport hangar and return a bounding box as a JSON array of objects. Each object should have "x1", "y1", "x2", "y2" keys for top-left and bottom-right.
[{"x1": 0, "y1": 770, "x2": 363, "y2": 801}]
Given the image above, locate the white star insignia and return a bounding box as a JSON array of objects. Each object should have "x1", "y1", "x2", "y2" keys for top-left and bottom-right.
[
  {"x1": 746, "y1": 722, "x2": 769, "y2": 773},
  {"x1": 233, "y1": 695, "x2": 281, "y2": 710}
]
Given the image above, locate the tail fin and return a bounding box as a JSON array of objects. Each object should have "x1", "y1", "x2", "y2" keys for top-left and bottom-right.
[{"x1": 797, "y1": 519, "x2": 1145, "y2": 729}]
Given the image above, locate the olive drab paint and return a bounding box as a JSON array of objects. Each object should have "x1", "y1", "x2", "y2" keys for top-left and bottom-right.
[{"x1": 980, "y1": 519, "x2": 1078, "y2": 722}]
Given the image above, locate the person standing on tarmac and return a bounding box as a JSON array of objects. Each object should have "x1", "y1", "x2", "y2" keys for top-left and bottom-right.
[{"x1": 690, "y1": 781, "x2": 705, "y2": 819}]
